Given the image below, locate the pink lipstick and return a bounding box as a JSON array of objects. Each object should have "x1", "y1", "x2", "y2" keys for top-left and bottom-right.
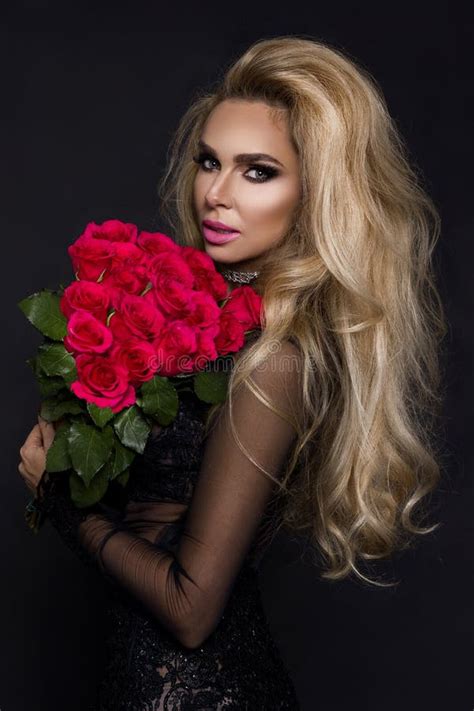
[{"x1": 202, "y1": 220, "x2": 241, "y2": 245}]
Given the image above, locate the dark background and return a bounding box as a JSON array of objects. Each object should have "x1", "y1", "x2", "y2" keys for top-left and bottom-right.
[{"x1": 2, "y1": 4, "x2": 472, "y2": 710}]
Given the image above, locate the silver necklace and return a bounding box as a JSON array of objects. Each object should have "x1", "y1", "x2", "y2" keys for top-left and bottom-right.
[{"x1": 221, "y1": 268, "x2": 260, "y2": 284}]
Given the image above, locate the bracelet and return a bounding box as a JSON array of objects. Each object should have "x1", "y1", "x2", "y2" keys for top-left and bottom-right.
[{"x1": 25, "y1": 496, "x2": 40, "y2": 514}]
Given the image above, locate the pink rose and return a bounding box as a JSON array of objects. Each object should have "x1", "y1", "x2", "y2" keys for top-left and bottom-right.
[
  {"x1": 148, "y1": 251, "x2": 195, "y2": 291},
  {"x1": 68, "y1": 236, "x2": 115, "y2": 281},
  {"x1": 181, "y1": 247, "x2": 228, "y2": 301},
  {"x1": 109, "y1": 293, "x2": 164, "y2": 341},
  {"x1": 151, "y1": 280, "x2": 195, "y2": 319},
  {"x1": 221, "y1": 285, "x2": 263, "y2": 330},
  {"x1": 191, "y1": 329, "x2": 219, "y2": 371},
  {"x1": 83, "y1": 219, "x2": 138, "y2": 243},
  {"x1": 183, "y1": 291, "x2": 221, "y2": 330},
  {"x1": 197, "y1": 269, "x2": 230, "y2": 302},
  {"x1": 137, "y1": 230, "x2": 180, "y2": 256},
  {"x1": 110, "y1": 340, "x2": 159, "y2": 385},
  {"x1": 70, "y1": 354, "x2": 136, "y2": 413},
  {"x1": 109, "y1": 242, "x2": 146, "y2": 270},
  {"x1": 60, "y1": 281, "x2": 110, "y2": 322},
  {"x1": 181, "y1": 246, "x2": 214, "y2": 268},
  {"x1": 101, "y1": 264, "x2": 150, "y2": 298},
  {"x1": 64, "y1": 311, "x2": 113, "y2": 354},
  {"x1": 214, "y1": 312, "x2": 246, "y2": 355},
  {"x1": 153, "y1": 321, "x2": 198, "y2": 376}
]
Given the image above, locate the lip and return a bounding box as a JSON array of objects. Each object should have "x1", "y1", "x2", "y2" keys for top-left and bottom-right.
[
  {"x1": 203, "y1": 219, "x2": 240, "y2": 232},
  {"x1": 202, "y1": 225, "x2": 241, "y2": 244}
]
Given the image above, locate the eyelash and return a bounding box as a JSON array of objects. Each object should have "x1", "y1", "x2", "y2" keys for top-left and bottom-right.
[{"x1": 192, "y1": 152, "x2": 279, "y2": 183}]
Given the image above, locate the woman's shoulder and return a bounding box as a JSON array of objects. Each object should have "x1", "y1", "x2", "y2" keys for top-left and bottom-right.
[
  {"x1": 237, "y1": 336, "x2": 304, "y2": 399},
  {"x1": 280, "y1": 336, "x2": 302, "y2": 357},
  {"x1": 263, "y1": 339, "x2": 303, "y2": 392},
  {"x1": 232, "y1": 334, "x2": 302, "y2": 369}
]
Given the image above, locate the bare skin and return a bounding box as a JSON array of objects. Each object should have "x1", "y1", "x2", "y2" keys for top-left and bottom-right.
[
  {"x1": 18, "y1": 415, "x2": 56, "y2": 495},
  {"x1": 193, "y1": 98, "x2": 301, "y2": 277}
]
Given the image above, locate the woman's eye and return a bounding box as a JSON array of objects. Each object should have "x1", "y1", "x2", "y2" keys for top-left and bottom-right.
[
  {"x1": 246, "y1": 166, "x2": 278, "y2": 182},
  {"x1": 201, "y1": 156, "x2": 218, "y2": 170},
  {"x1": 192, "y1": 154, "x2": 218, "y2": 171},
  {"x1": 192, "y1": 153, "x2": 278, "y2": 183}
]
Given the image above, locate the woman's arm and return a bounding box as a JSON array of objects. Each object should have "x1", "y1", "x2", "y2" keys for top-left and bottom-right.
[
  {"x1": 18, "y1": 415, "x2": 123, "y2": 567},
  {"x1": 34, "y1": 472, "x2": 124, "y2": 568},
  {"x1": 77, "y1": 341, "x2": 303, "y2": 649}
]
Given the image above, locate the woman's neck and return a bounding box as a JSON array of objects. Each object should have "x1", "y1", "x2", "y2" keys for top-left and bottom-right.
[{"x1": 218, "y1": 265, "x2": 260, "y2": 285}]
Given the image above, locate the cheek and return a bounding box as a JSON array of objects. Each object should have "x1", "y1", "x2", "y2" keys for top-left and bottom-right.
[
  {"x1": 193, "y1": 173, "x2": 209, "y2": 206},
  {"x1": 246, "y1": 184, "x2": 298, "y2": 230}
]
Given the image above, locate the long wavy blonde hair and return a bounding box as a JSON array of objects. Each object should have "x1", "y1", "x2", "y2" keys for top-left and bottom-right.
[{"x1": 156, "y1": 36, "x2": 448, "y2": 587}]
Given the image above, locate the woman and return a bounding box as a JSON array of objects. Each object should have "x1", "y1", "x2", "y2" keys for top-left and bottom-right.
[{"x1": 18, "y1": 36, "x2": 447, "y2": 709}]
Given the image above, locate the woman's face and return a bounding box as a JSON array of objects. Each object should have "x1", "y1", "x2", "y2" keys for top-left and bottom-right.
[{"x1": 193, "y1": 99, "x2": 301, "y2": 273}]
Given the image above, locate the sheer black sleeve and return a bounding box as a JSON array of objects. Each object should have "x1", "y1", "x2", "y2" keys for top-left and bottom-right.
[
  {"x1": 34, "y1": 471, "x2": 125, "y2": 569},
  {"x1": 76, "y1": 340, "x2": 304, "y2": 649}
]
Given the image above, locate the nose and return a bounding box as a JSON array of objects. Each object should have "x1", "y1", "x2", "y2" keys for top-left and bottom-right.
[{"x1": 204, "y1": 172, "x2": 233, "y2": 208}]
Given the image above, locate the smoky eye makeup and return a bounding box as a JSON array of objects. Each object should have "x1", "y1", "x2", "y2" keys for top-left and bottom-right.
[{"x1": 192, "y1": 151, "x2": 280, "y2": 184}]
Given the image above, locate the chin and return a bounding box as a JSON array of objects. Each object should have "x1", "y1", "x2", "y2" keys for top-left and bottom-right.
[{"x1": 203, "y1": 244, "x2": 237, "y2": 262}]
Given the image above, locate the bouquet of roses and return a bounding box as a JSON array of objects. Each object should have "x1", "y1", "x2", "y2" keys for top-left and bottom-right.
[{"x1": 18, "y1": 219, "x2": 263, "y2": 530}]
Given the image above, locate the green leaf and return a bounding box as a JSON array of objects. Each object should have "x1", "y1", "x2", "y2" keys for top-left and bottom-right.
[
  {"x1": 63, "y1": 364, "x2": 78, "y2": 386},
  {"x1": 193, "y1": 369, "x2": 230, "y2": 404},
  {"x1": 28, "y1": 355, "x2": 67, "y2": 398},
  {"x1": 37, "y1": 376, "x2": 67, "y2": 399},
  {"x1": 93, "y1": 456, "x2": 113, "y2": 481},
  {"x1": 113, "y1": 405, "x2": 151, "y2": 454},
  {"x1": 87, "y1": 402, "x2": 115, "y2": 428},
  {"x1": 18, "y1": 290, "x2": 67, "y2": 340},
  {"x1": 67, "y1": 421, "x2": 114, "y2": 486},
  {"x1": 45, "y1": 422, "x2": 72, "y2": 472},
  {"x1": 115, "y1": 468, "x2": 130, "y2": 488},
  {"x1": 36, "y1": 342, "x2": 76, "y2": 379},
  {"x1": 99, "y1": 436, "x2": 136, "y2": 480},
  {"x1": 109, "y1": 437, "x2": 136, "y2": 479},
  {"x1": 69, "y1": 467, "x2": 110, "y2": 508},
  {"x1": 136, "y1": 375, "x2": 179, "y2": 425},
  {"x1": 40, "y1": 394, "x2": 85, "y2": 421}
]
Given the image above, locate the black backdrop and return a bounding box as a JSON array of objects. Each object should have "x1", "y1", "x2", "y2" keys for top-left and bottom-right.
[{"x1": 2, "y1": 4, "x2": 472, "y2": 710}]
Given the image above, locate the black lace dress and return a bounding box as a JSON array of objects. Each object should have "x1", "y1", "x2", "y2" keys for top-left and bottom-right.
[{"x1": 35, "y1": 343, "x2": 302, "y2": 710}]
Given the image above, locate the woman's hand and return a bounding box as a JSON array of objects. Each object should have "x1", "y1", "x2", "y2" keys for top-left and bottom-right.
[{"x1": 18, "y1": 415, "x2": 57, "y2": 496}]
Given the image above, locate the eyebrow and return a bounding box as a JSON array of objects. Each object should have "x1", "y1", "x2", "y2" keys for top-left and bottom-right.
[{"x1": 197, "y1": 139, "x2": 285, "y2": 169}]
